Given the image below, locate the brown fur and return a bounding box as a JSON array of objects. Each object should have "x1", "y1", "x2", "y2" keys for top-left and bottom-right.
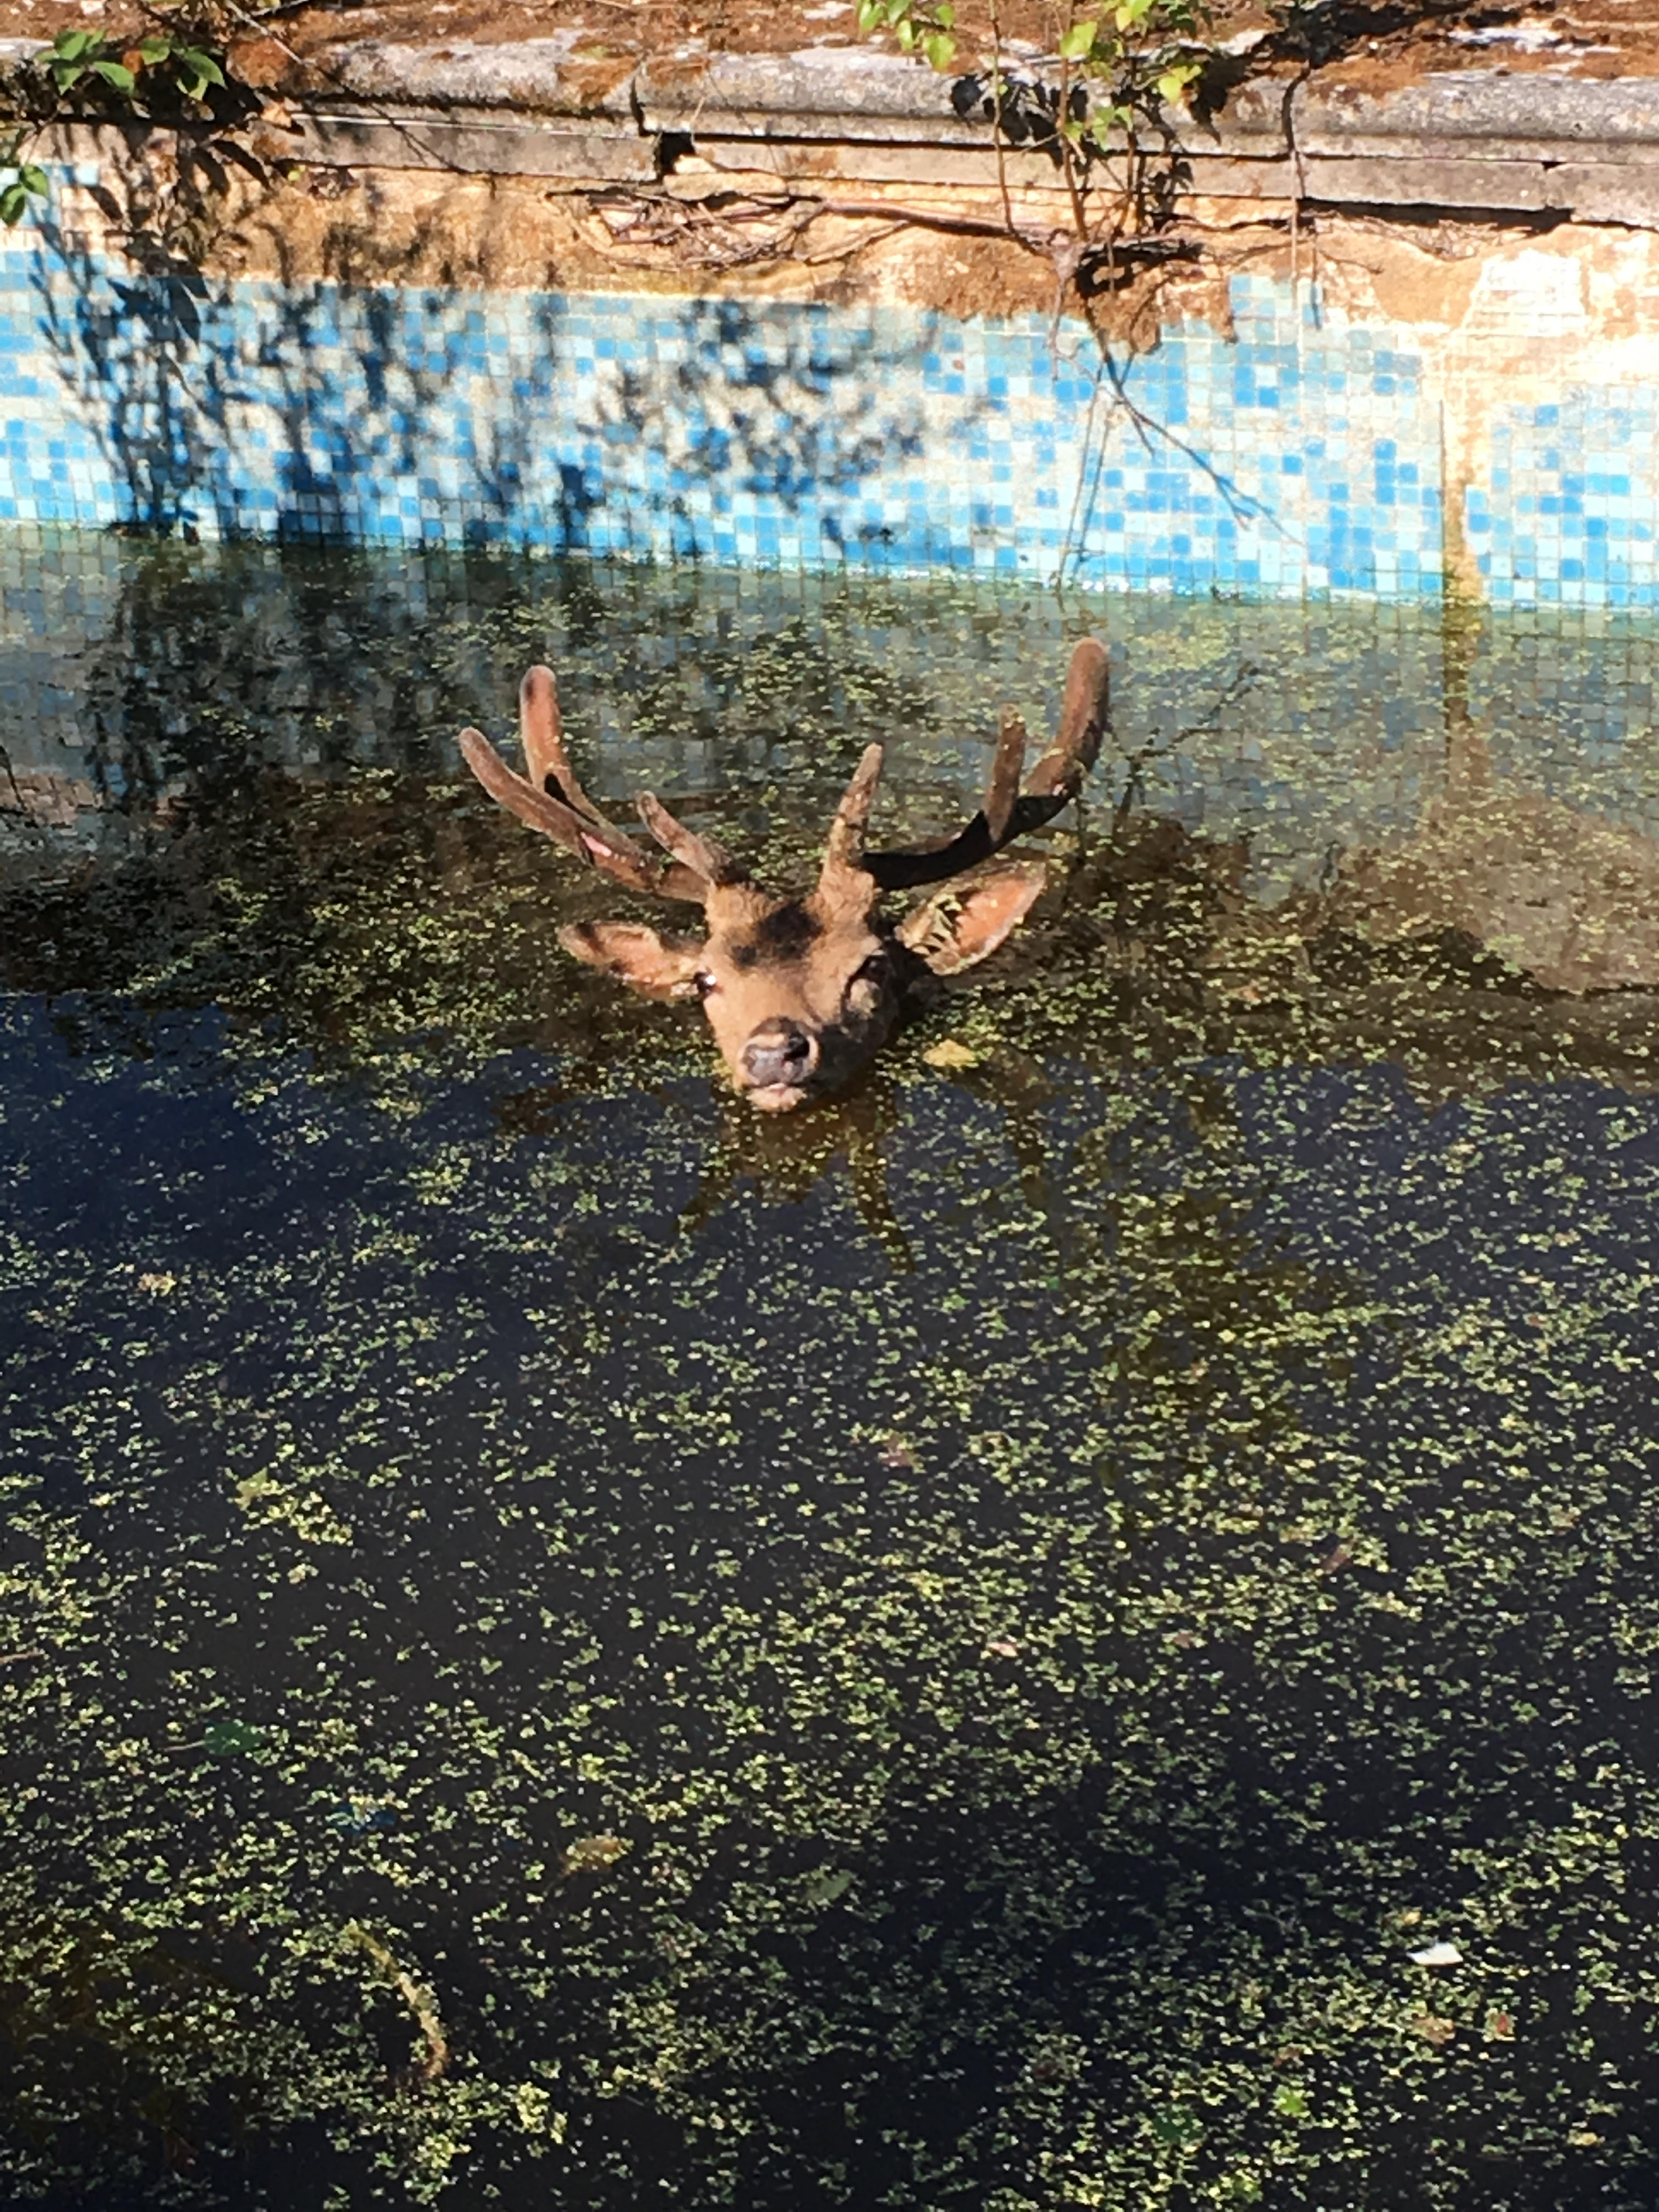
[{"x1": 463, "y1": 640, "x2": 1110, "y2": 1110}]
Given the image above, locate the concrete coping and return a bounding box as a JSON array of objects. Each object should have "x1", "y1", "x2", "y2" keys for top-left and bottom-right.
[
  {"x1": 301, "y1": 43, "x2": 1659, "y2": 164},
  {"x1": 7, "y1": 30, "x2": 1659, "y2": 155},
  {"x1": 7, "y1": 32, "x2": 1659, "y2": 224}
]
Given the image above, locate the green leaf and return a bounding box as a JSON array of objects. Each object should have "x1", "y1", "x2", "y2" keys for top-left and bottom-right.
[
  {"x1": 178, "y1": 48, "x2": 225, "y2": 88},
  {"x1": 804, "y1": 1867, "x2": 854, "y2": 1905},
  {"x1": 0, "y1": 183, "x2": 27, "y2": 225},
  {"x1": 19, "y1": 163, "x2": 49, "y2": 195},
  {"x1": 1150, "y1": 2104, "x2": 1202, "y2": 2146},
  {"x1": 923, "y1": 30, "x2": 956, "y2": 68},
  {"x1": 50, "y1": 61, "x2": 87, "y2": 89},
  {"x1": 884, "y1": 0, "x2": 910, "y2": 22},
  {"x1": 92, "y1": 59, "x2": 136, "y2": 91},
  {"x1": 1058, "y1": 19, "x2": 1098, "y2": 60},
  {"x1": 895, "y1": 17, "x2": 916, "y2": 46},
  {"x1": 857, "y1": 0, "x2": 884, "y2": 26},
  {"x1": 203, "y1": 1718, "x2": 266, "y2": 1756},
  {"x1": 52, "y1": 29, "x2": 95, "y2": 58},
  {"x1": 934, "y1": 1, "x2": 955, "y2": 23},
  {"x1": 137, "y1": 36, "x2": 173, "y2": 64},
  {"x1": 1156, "y1": 64, "x2": 1195, "y2": 102}
]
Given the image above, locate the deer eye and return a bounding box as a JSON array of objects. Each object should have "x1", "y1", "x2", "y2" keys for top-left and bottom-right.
[
  {"x1": 693, "y1": 971, "x2": 718, "y2": 999},
  {"x1": 845, "y1": 951, "x2": 890, "y2": 1008}
]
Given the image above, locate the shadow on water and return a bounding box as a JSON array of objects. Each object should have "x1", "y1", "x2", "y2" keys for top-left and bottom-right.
[{"x1": 4, "y1": 542, "x2": 1659, "y2": 2208}]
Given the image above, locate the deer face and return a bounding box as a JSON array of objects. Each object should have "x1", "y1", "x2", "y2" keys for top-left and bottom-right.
[
  {"x1": 558, "y1": 865, "x2": 1068, "y2": 1111},
  {"x1": 458, "y1": 642, "x2": 1110, "y2": 1114},
  {"x1": 561, "y1": 883, "x2": 906, "y2": 1111}
]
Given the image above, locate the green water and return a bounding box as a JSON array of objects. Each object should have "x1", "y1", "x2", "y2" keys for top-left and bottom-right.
[{"x1": 3, "y1": 538, "x2": 1659, "y2": 2208}]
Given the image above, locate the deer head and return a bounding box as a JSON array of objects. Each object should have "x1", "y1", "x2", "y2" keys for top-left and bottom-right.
[{"x1": 458, "y1": 639, "x2": 1110, "y2": 1111}]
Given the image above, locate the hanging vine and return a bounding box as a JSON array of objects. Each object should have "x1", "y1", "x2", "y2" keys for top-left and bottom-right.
[{"x1": 860, "y1": 0, "x2": 1219, "y2": 296}]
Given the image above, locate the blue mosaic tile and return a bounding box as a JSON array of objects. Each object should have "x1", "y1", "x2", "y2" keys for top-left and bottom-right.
[{"x1": 0, "y1": 230, "x2": 1651, "y2": 601}]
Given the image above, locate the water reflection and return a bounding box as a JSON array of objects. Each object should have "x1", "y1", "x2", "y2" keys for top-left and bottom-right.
[{"x1": 1317, "y1": 593, "x2": 1659, "y2": 993}]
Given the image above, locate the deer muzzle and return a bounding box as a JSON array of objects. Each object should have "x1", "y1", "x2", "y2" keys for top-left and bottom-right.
[{"x1": 740, "y1": 1018, "x2": 819, "y2": 1109}]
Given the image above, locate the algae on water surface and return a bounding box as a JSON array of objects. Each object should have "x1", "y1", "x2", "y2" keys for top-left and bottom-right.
[{"x1": 3, "y1": 538, "x2": 1659, "y2": 2207}]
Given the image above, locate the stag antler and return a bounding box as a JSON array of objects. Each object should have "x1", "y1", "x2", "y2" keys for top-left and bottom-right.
[
  {"x1": 461, "y1": 640, "x2": 1109, "y2": 909},
  {"x1": 460, "y1": 640, "x2": 1111, "y2": 1108},
  {"x1": 860, "y1": 638, "x2": 1111, "y2": 891},
  {"x1": 458, "y1": 666, "x2": 740, "y2": 904}
]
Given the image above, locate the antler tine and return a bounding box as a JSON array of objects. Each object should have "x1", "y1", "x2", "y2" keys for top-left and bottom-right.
[
  {"x1": 518, "y1": 665, "x2": 674, "y2": 860},
  {"x1": 519, "y1": 665, "x2": 607, "y2": 828},
  {"x1": 636, "y1": 793, "x2": 746, "y2": 889},
  {"x1": 983, "y1": 709, "x2": 1028, "y2": 843},
  {"x1": 862, "y1": 637, "x2": 1110, "y2": 893},
  {"x1": 819, "y1": 743, "x2": 886, "y2": 887},
  {"x1": 521, "y1": 663, "x2": 748, "y2": 891},
  {"x1": 459, "y1": 716, "x2": 708, "y2": 904},
  {"x1": 1022, "y1": 636, "x2": 1112, "y2": 800}
]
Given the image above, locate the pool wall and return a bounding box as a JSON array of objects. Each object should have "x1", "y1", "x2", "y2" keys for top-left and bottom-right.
[{"x1": 4, "y1": 183, "x2": 1658, "y2": 606}]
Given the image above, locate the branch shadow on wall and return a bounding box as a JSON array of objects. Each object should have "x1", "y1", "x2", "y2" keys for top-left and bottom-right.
[
  {"x1": 31, "y1": 224, "x2": 979, "y2": 565},
  {"x1": 577, "y1": 294, "x2": 991, "y2": 567},
  {"x1": 33, "y1": 219, "x2": 235, "y2": 538}
]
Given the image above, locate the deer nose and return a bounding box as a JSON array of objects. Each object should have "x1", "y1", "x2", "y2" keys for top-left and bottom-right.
[{"x1": 742, "y1": 1020, "x2": 817, "y2": 1090}]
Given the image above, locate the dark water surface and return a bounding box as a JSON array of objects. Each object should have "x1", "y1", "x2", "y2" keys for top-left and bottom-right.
[{"x1": 4, "y1": 537, "x2": 1659, "y2": 2208}]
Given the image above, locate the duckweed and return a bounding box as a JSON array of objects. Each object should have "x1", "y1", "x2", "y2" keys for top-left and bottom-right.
[{"x1": 3, "y1": 539, "x2": 1659, "y2": 2207}]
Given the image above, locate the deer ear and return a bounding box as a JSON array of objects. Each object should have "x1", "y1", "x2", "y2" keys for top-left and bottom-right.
[
  {"x1": 559, "y1": 921, "x2": 707, "y2": 1000},
  {"x1": 898, "y1": 864, "x2": 1048, "y2": 977}
]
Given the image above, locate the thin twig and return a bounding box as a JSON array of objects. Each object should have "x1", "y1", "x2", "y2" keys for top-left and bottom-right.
[
  {"x1": 1056, "y1": 25, "x2": 1091, "y2": 248},
  {"x1": 811, "y1": 194, "x2": 1054, "y2": 250},
  {"x1": 1113, "y1": 660, "x2": 1264, "y2": 830},
  {"x1": 0, "y1": 739, "x2": 29, "y2": 818},
  {"x1": 1098, "y1": 343, "x2": 1281, "y2": 533},
  {"x1": 1281, "y1": 72, "x2": 1311, "y2": 305},
  {"x1": 989, "y1": 0, "x2": 1015, "y2": 241},
  {"x1": 1057, "y1": 351, "x2": 1112, "y2": 589},
  {"x1": 797, "y1": 218, "x2": 906, "y2": 264},
  {"x1": 345, "y1": 1922, "x2": 450, "y2": 2082}
]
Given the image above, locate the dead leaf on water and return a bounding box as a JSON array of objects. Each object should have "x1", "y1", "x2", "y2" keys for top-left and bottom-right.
[
  {"x1": 559, "y1": 1833, "x2": 631, "y2": 1878},
  {"x1": 1410, "y1": 2011, "x2": 1457, "y2": 2046},
  {"x1": 922, "y1": 1039, "x2": 980, "y2": 1070}
]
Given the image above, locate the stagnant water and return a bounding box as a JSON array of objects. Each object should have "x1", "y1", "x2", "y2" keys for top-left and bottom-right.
[{"x1": 4, "y1": 535, "x2": 1659, "y2": 2209}]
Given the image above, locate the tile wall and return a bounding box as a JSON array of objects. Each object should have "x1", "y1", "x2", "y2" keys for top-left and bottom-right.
[{"x1": 2, "y1": 224, "x2": 1655, "y2": 605}]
